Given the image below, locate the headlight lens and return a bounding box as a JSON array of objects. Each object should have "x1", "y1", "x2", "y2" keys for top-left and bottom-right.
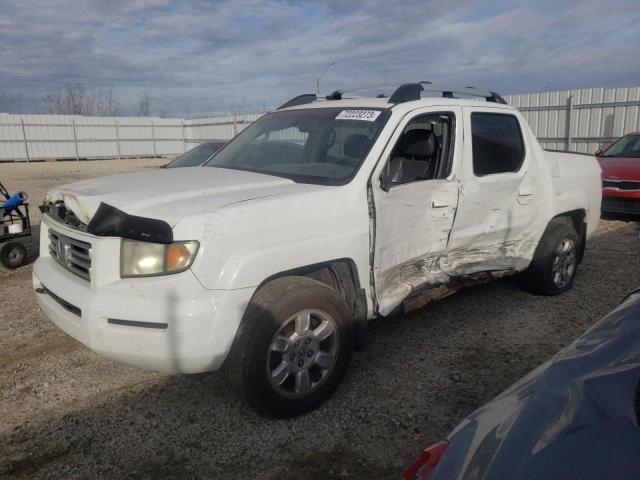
[{"x1": 120, "y1": 239, "x2": 199, "y2": 277}]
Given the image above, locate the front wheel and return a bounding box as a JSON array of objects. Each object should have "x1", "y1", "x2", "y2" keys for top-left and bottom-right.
[
  {"x1": 224, "y1": 276, "x2": 354, "y2": 418},
  {"x1": 520, "y1": 219, "x2": 579, "y2": 295}
]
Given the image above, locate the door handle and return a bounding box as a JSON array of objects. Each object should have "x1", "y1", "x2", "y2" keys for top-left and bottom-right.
[
  {"x1": 517, "y1": 189, "x2": 534, "y2": 205},
  {"x1": 431, "y1": 200, "x2": 450, "y2": 209},
  {"x1": 430, "y1": 199, "x2": 451, "y2": 218}
]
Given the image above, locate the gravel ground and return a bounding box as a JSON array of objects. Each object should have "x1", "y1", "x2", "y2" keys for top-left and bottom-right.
[{"x1": 1, "y1": 162, "x2": 639, "y2": 479}]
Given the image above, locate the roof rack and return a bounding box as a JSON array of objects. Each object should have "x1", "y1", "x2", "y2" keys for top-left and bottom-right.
[
  {"x1": 399, "y1": 82, "x2": 507, "y2": 105},
  {"x1": 277, "y1": 82, "x2": 507, "y2": 110}
]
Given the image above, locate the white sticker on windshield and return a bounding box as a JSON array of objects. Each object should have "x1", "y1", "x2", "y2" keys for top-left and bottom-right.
[{"x1": 335, "y1": 110, "x2": 381, "y2": 122}]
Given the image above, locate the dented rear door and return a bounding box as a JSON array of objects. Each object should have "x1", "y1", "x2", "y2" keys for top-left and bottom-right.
[{"x1": 443, "y1": 107, "x2": 543, "y2": 276}]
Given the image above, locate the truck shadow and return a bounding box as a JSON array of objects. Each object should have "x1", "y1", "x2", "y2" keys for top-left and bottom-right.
[
  {"x1": 602, "y1": 212, "x2": 640, "y2": 223},
  {"x1": 2, "y1": 221, "x2": 640, "y2": 479}
]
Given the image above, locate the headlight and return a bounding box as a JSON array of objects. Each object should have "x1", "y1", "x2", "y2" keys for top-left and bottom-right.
[{"x1": 120, "y1": 239, "x2": 199, "y2": 277}]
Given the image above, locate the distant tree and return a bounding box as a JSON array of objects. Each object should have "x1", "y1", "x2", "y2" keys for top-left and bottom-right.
[
  {"x1": 41, "y1": 83, "x2": 95, "y2": 115},
  {"x1": 138, "y1": 91, "x2": 151, "y2": 116},
  {"x1": 0, "y1": 91, "x2": 25, "y2": 113},
  {"x1": 95, "y1": 88, "x2": 120, "y2": 116}
]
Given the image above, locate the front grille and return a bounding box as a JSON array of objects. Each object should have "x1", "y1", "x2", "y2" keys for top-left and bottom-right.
[
  {"x1": 49, "y1": 230, "x2": 92, "y2": 281},
  {"x1": 603, "y1": 179, "x2": 640, "y2": 191}
]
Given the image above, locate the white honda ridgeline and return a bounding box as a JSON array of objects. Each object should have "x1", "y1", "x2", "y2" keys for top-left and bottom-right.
[{"x1": 34, "y1": 83, "x2": 601, "y2": 417}]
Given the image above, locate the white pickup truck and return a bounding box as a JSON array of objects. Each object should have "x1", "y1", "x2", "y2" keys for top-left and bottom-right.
[{"x1": 33, "y1": 83, "x2": 602, "y2": 417}]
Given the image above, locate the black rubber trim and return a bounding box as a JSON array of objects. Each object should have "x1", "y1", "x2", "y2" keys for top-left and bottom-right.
[
  {"x1": 36, "y1": 285, "x2": 81, "y2": 317},
  {"x1": 107, "y1": 318, "x2": 168, "y2": 329},
  {"x1": 277, "y1": 94, "x2": 317, "y2": 110},
  {"x1": 388, "y1": 83, "x2": 424, "y2": 104},
  {"x1": 87, "y1": 202, "x2": 173, "y2": 244}
]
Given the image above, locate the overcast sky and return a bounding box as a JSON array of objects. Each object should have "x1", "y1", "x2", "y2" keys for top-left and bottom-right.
[{"x1": 1, "y1": 0, "x2": 639, "y2": 116}]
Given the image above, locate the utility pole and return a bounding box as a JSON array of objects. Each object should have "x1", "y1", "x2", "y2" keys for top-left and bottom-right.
[{"x1": 316, "y1": 62, "x2": 336, "y2": 97}]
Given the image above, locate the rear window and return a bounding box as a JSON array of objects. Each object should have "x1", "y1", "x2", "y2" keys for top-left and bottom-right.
[
  {"x1": 471, "y1": 113, "x2": 524, "y2": 176},
  {"x1": 603, "y1": 134, "x2": 640, "y2": 158}
]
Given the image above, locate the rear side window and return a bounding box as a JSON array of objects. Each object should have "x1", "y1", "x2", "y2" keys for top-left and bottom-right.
[{"x1": 471, "y1": 113, "x2": 524, "y2": 175}]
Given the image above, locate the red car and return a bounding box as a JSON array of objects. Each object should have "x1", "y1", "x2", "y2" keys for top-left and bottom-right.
[{"x1": 596, "y1": 132, "x2": 640, "y2": 215}]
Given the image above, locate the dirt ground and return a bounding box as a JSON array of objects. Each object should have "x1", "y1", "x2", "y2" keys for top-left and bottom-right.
[
  {"x1": 1, "y1": 158, "x2": 168, "y2": 226},
  {"x1": 1, "y1": 160, "x2": 639, "y2": 479}
]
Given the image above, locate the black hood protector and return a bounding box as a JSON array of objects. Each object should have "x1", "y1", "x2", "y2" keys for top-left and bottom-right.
[{"x1": 87, "y1": 202, "x2": 173, "y2": 244}]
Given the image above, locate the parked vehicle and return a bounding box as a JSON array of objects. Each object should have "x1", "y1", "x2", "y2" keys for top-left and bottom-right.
[
  {"x1": 404, "y1": 289, "x2": 640, "y2": 480},
  {"x1": 0, "y1": 181, "x2": 31, "y2": 269},
  {"x1": 163, "y1": 141, "x2": 226, "y2": 168},
  {"x1": 596, "y1": 132, "x2": 640, "y2": 215},
  {"x1": 33, "y1": 82, "x2": 602, "y2": 417}
]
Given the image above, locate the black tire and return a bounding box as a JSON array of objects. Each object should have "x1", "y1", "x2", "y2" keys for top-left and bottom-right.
[
  {"x1": 0, "y1": 241, "x2": 28, "y2": 269},
  {"x1": 224, "y1": 276, "x2": 354, "y2": 418},
  {"x1": 521, "y1": 218, "x2": 579, "y2": 295}
]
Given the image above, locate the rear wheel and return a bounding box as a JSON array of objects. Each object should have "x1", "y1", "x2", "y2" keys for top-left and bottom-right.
[
  {"x1": 0, "y1": 242, "x2": 27, "y2": 269},
  {"x1": 521, "y1": 219, "x2": 579, "y2": 295},
  {"x1": 224, "y1": 276, "x2": 354, "y2": 418}
]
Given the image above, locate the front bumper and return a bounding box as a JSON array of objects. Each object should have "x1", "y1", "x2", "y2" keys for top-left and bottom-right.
[
  {"x1": 33, "y1": 217, "x2": 254, "y2": 374},
  {"x1": 602, "y1": 188, "x2": 640, "y2": 215}
]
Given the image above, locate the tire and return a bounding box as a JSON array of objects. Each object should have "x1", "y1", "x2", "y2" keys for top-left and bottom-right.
[
  {"x1": 521, "y1": 218, "x2": 579, "y2": 295},
  {"x1": 224, "y1": 276, "x2": 354, "y2": 418},
  {"x1": 0, "y1": 241, "x2": 28, "y2": 269}
]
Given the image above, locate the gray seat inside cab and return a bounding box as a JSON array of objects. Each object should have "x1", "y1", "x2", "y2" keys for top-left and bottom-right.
[
  {"x1": 343, "y1": 133, "x2": 371, "y2": 159},
  {"x1": 389, "y1": 129, "x2": 438, "y2": 184}
]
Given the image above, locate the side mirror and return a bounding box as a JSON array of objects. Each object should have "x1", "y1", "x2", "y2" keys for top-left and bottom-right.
[{"x1": 595, "y1": 148, "x2": 604, "y2": 157}]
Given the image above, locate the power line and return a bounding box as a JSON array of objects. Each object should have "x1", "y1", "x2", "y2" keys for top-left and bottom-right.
[
  {"x1": 0, "y1": 70, "x2": 304, "y2": 89},
  {"x1": 0, "y1": 70, "x2": 231, "y2": 88}
]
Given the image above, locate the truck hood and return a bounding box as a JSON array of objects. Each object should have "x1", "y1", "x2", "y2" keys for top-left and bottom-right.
[
  {"x1": 598, "y1": 156, "x2": 640, "y2": 181},
  {"x1": 46, "y1": 167, "x2": 299, "y2": 226}
]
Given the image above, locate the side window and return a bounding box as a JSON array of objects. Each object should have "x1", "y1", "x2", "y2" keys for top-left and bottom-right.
[
  {"x1": 384, "y1": 112, "x2": 455, "y2": 187},
  {"x1": 471, "y1": 113, "x2": 524, "y2": 176}
]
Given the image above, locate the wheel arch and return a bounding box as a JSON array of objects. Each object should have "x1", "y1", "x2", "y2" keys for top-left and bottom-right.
[
  {"x1": 247, "y1": 258, "x2": 368, "y2": 350},
  {"x1": 550, "y1": 209, "x2": 587, "y2": 263}
]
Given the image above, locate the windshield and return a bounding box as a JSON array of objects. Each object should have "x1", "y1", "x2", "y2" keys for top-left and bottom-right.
[
  {"x1": 603, "y1": 134, "x2": 640, "y2": 158},
  {"x1": 165, "y1": 142, "x2": 224, "y2": 168},
  {"x1": 204, "y1": 107, "x2": 390, "y2": 185}
]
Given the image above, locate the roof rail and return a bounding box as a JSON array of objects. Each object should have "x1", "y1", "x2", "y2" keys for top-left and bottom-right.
[
  {"x1": 277, "y1": 94, "x2": 317, "y2": 110},
  {"x1": 388, "y1": 82, "x2": 507, "y2": 104},
  {"x1": 327, "y1": 82, "x2": 507, "y2": 104},
  {"x1": 278, "y1": 82, "x2": 507, "y2": 110}
]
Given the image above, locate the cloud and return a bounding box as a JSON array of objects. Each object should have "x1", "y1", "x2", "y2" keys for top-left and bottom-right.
[{"x1": 0, "y1": 0, "x2": 638, "y2": 115}]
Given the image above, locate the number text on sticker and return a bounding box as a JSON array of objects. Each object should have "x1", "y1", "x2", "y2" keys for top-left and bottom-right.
[{"x1": 335, "y1": 110, "x2": 382, "y2": 122}]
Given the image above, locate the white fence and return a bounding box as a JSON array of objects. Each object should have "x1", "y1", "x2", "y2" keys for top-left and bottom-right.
[
  {"x1": 1, "y1": 85, "x2": 639, "y2": 161},
  {"x1": 506, "y1": 86, "x2": 640, "y2": 153},
  {"x1": 0, "y1": 113, "x2": 262, "y2": 162}
]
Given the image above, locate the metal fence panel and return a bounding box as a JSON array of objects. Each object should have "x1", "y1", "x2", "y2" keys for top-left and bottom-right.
[
  {"x1": 507, "y1": 85, "x2": 640, "y2": 153},
  {"x1": 2, "y1": 85, "x2": 639, "y2": 161}
]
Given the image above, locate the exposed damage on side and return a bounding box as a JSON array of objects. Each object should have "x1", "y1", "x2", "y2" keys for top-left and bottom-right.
[{"x1": 366, "y1": 99, "x2": 600, "y2": 318}]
